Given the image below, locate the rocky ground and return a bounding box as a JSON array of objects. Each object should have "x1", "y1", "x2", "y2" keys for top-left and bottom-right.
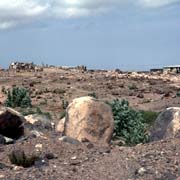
[
  {"x1": 0, "y1": 135, "x2": 180, "y2": 179},
  {"x1": 0, "y1": 68, "x2": 180, "y2": 179}
]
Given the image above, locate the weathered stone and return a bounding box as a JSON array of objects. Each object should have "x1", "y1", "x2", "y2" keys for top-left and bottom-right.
[
  {"x1": 56, "y1": 117, "x2": 65, "y2": 133},
  {"x1": 150, "y1": 107, "x2": 180, "y2": 141},
  {"x1": 4, "y1": 136, "x2": 14, "y2": 144},
  {"x1": 64, "y1": 96, "x2": 114, "y2": 144},
  {"x1": 25, "y1": 114, "x2": 52, "y2": 130}
]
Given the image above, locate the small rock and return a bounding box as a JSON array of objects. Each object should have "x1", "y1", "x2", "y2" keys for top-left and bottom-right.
[
  {"x1": 30, "y1": 130, "x2": 44, "y2": 137},
  {"x1": 34, "y1": 159, "x2": 48, "y2": 168},
  {"x1": 4, "y1": 136, "x2": 14, "y2": 144},
  {"x1": 44, "y1": 153, "x2": 56, "y2": 160},
  {"x1": 59, "y1": 136, "x2": 81, "y2": 145},
  {"x1": 0, "y1": 175, "x2": 5, "y2": 179},
  {"x1": 35, "y1": 144, "x2": 43, "y2": 151},
  {"x1": 13, "y1": 166, "x2": 24, "y2": 171},
  {"x1": 111, "y1": 139, "x2": 126, "y2": 146},
  {"x1": 137, "y1": 93, "x2": 144, "y2": 98},
  {"x1": 71, "y1": 156, "x2": 77, "y2": 160},
  {"x1": 86, "y1": 143, "x2": 94, "y2": 149},
  {"x1": 137, "y1": 167, "x2": 146, "y2": 176}
]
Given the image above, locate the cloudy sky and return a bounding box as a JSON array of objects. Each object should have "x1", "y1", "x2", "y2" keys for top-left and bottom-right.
[{"x1": 0, "y1": 0, "x2": 180, "y2": 70}]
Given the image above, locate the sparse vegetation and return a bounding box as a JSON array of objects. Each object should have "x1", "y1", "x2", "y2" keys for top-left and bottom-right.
[
  {"x1": 5, "y1": 87, "x2": 32, "y2": 108},
  {"x1": 53, "y1": 88, "x2": 66, "y2": 94},
  {"x1": 36, "y1": 107, "x2": 52, "y2": 119},
  {"x1": 20, "y1": 107, "x2": 52, "y2": 120},
  {"x1": 128, "y1": 84, "x2": 138, "y2": 90},
  {"x1": 109, "y1": 99, "x2": 149, "y2": 145},
  {"x1": 1, "y1": 86, "x2": 7, "y2": 94},
  {"x1": 39, "y1": 98, "x2": 48, "y2": 105},
  {"x1": 59, "y1": 111, "x2": 66, "y2": 119},
  {"x1": 140, "y1": 110, "x2": 159, "y2": 126},
  {"x1": 62, "y1": 100, "x2": 69, "y2": 110},
  {"x1": 176, "y1": 92, "x2": 180, "y2": 97},
  {"x1": 88, "y1": 92, "x2": 98, "y2": 99}
]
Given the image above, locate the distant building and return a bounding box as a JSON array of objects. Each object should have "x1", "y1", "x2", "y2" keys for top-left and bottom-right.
[
  {"x1": 9, "y1": 62, "x2": 35, "y2": 72},
  {"x1": 150, "y1": 68, "x2": 163, "y2": 73},
  {"x1": 163, "y1": 65, "x2": 180, "y2": 74}
]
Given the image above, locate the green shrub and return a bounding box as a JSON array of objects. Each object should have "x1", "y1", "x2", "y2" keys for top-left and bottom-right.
[
  {"x1": 176, "y1": 92, "x2": 180, "y2": 97},
  {"x1": 109, "y1": 99, "x2": 149, "y2": 145},
  {"x1": 128, "y1": 84, "x2": 138, "y2": 90},
  {"x1": 140, "y1": 110, "x2": 159, "y2": 126},
  {"x1": 62, "y1": 100, "x2": 69, "y2": 110},
  {"x1": 36, "y1": 107, "x2": 52, "y2": 119},
  {"x1": 5, "y1": 87, "x2": 32, "y2": 108},
  {"x1": 59, "y1": 111, "x2": 66, "y2": 119},
  {"x1": 20, "y1": 108, "x2": 36, "y2": 116},
  {"x1": 1, "y1": 86, "x2": 7, "y2": 94},
  {"x1": 88, "y1": 92, "x2": 98, "y2": 99}
]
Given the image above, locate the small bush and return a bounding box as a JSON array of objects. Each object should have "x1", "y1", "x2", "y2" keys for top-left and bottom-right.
[
  {"x1": 140, "y1": 110, "x2": 159, "y2": 126},
  {"x1": 53, "y1": 88, "x2": 65, "y2": 94},
  {"x1": 5, "y1": 87, "x2": 32, "y2": 108},
  {"x1": 20, "y1": 108, "x2": 36, "y2": 116},
  {"x1": 9, "y1": 150, "x2": 40, "y2": 168},
  {"x1": 62, "y1": 100, "x2": 69, "y2": 110},
  {"x1": 128, "y1": 84, "x2": 138, "y2": 90},
  {"x1": 36, "y1": 107, "x2": 52, "y2": 119},
  {"x1": 1, "y1": 86, "x2": 7, "y2": 94},
  {"x1": 59, "y1": 111, "x2": 66, "y2": 119},
  {"x1": 88, "y1": 92, "x2": 98, "y2": 99},
  {"x1": 176, "y1": 92, "x2": 180, "y2": 97},
  {"x1": 109, "y1": 99, "x2": 149, "y2": 145}
]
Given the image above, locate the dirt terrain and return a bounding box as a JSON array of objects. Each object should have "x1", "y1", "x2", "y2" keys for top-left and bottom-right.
[{"x1": 0, "y1": 68, "x2": 180, "y2": 180}]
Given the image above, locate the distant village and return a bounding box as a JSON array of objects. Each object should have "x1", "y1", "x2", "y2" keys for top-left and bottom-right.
[
  {"x1": 0, "y1": 61, "x2": 87, "y2": 72},
  {"x1": 0, "y1": 61, "x2": 180, "y2": 74}
]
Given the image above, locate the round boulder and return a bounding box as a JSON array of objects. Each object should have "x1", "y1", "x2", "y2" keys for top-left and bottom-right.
[
  {"x1": 150, "y1": 107, "x2": 180, "y2": 141},
  {"x1": 64, "y1": 96, "x2": 114, "y2": 144}
]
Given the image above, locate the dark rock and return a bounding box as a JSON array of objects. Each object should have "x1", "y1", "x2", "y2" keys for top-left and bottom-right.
[
  {"x1": 0, "y1": 108, "x2": 24, "y2": 140},
  {"x1": 44, "y1": 153, "x2": 57, "y2": 160},
  {"x1": 0, "y1": 135, "x2": 5, "y2": 145},
  {"x1": 137, "y1": 92, "x2": 144, "y2": 98}
]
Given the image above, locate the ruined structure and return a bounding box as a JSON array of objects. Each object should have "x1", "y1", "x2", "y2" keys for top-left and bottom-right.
[
  {"x1": 9, "y1": 62, "x2": 43, "y2": 72},
  {"x1": 58, "y1": 65, "x2": 87, "y2": 71},
  {"x1": 163, "y1": 65, "x2": 180, "y2": 74}
]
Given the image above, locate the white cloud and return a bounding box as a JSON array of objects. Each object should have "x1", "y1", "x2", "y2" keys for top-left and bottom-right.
[
  {"x1": 0, "y1": 0, "x2": 179, "y2": 29},
  {"x1": 138, "y1": 0, "x2": 180, "y2": 7},
  {"x1": 0, "y1": 0, "x2": 48, "y2": 29}
]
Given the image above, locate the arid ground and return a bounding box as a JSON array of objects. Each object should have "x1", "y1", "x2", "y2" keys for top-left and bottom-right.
[{"x1": 0, "y1": 68, "x2": 180, "y2": 179}]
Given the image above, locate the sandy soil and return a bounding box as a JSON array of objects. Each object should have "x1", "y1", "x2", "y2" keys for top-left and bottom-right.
[{"x1": 0, "y1": 68, "x2": 180, "y2": 179}]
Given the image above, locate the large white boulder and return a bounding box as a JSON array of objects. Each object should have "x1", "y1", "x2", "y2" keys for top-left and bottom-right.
[{"x1": 62, "y1": 96, "x2": 114, "y2": 145}]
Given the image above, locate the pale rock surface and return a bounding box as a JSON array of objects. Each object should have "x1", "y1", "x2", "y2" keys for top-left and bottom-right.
[{"x1": 63, "y1": 96, "x2": 114, "y2": 144}]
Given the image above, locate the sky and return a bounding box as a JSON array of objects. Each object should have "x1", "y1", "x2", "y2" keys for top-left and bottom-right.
[{"x1": 0, "y1": 0, "x2": 180, "y2": 70}]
